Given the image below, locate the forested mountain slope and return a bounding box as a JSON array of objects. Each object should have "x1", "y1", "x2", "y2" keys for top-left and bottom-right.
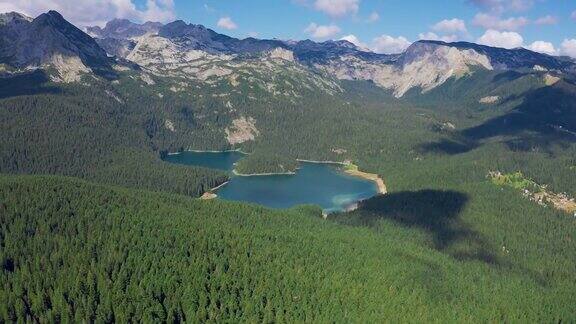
[
  {"x1": 1, "y1": 10, "x2": 576, "y2": 322},
  {"x1": 0, "y1": 175, "x2": 574, "y2": 322},
  {"x1": 1, "y1": 10, "x2": 575, "y2": 217},
  {"x1": 0, "y1": 71, "x2": 227, "y2": 197}
]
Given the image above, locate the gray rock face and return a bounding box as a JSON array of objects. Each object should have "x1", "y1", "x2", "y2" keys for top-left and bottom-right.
[
  {"x1": 316, "y1": 41, "x2": 493, "y2": 97},
  {"x1": 4, "y1": 10, "x2": 576, "y2": 93},
  {"x1": 289, "y1": 39, "x2": 394, "y2": 65},
  {"x1": 97, "y1": 19, "x2": 388, "y2": 63},
  {"x1": 0, "y1": 12, "x2": 32, "y2": 25},
  {"x1": 114, "y1": 31, "x2": 341, "y2": 97},
  {"x1": 96, "y1": 38, "x2": 136, "y2": 58},
  {"x1": 314, "y1": 40, "x2": 576, "y2": 97},
  {"x1": 416, "y1": 40, "x2": 572, "y2": 71},
  {"x1": 91, "y1": 16, "x2": 574, "y2": 96},
  {"x1": 158, "y1": 20, "x2": 289, "y2": 55},
  {"x1": 0, "y1": 13, "x2": 33, "y2": 63},
  {"x1": 87, "y1": 19, "x2": 162, "y2": 39},
  {"x1": 0, "y1": 10, "x2": 114, "y2": 80}
]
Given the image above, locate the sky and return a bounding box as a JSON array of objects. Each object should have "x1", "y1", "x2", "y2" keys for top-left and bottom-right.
[{"x1": 2, "y1": 0, "x2": 576, "y2": 57}]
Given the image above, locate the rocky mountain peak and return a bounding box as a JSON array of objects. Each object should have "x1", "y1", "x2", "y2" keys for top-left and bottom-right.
[
  {"x1": 0, "y1": 10, "x2": 114, "y2": 81},
  {"x1": 398, "y1": 41, "x2": 442, "y2": 64},
  {"x1": 290, "y1": 39, "x2": 391, "y2": 65},
  {"x1": 106, "y1": 18, "x2": 132, "y2": 27},
  {"x1": 3, "y1": 10, "x2": 576, "y2": 96},
  {"x1": 159, "y1": 20, "x2": 210, "y2": 39},
  {"x1": 0, "y1": 12, "x2": 32, "y2": 25},
  {"x1": 412, "y1": 40, "x2": 570, "y2": 71},
  {"x1": 156, "y1": 20, "x2": 289, "y2": 55},
  {"x1": 87, "y1": 18, "x2": 162, "y2": 39},
  {"x1": 332, "y1": 39, "x2": 363, "y2": 51},
  {"x1": 398, "y1": 40, "x2": 492, "y2": 69},
  {"x1": 268, "y1": 47, "x2": 295, "y2": 62},
  {"x1": 33, "y1": 10, "x2": 69, "y2": 27}
]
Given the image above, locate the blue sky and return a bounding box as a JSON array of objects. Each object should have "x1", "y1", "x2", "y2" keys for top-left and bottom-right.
[
  {"x1": 153, "y1": 1, "x2": 575, "y2": 42},
  {"x1": 2, "y1": 0, "x2": 576, "y2": 56},
  {"x1": 165, "y1": 0, "x2": 576, "y2": 55}
]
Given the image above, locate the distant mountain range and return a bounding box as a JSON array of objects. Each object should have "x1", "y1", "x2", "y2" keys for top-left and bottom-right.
[{"x1": 1, "y1": 10, "x2": 574, "y2": 96}]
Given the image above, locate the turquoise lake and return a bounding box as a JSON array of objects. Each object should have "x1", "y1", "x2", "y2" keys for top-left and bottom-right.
[{"x1": 163, "y1": 151, "x2": 378, "y2": 213}]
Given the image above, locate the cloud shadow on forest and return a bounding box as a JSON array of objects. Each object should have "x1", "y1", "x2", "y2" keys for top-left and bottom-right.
[
  {"x1": 330, "y1": 189, "x2": 549, "y2": 286},
  {"x1": 418, "y1": 83, "x2": 576, "y2": 156},
  {"x1": 0, "y1": 70, "x2": 62, "y2": 99},
  {"x1": 330, "y1": 190, "x2": 501, "y2": 263}
]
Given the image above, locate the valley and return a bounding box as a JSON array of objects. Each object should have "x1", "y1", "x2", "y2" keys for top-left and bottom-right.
[{"x1": 0, "y1": 8, "x2": 575, "y2": 322}]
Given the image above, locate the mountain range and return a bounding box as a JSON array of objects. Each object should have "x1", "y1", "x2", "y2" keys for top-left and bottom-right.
[
  {"x1": 1, "y1": 10, "x2": 576, "y2": 322},
  {"x1": 1, "y1": 10, "x2": 574, "y2": 97}
]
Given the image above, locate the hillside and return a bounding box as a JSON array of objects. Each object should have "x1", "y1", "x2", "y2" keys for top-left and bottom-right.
[
  {"x1": 0, "y1": 174, "x2": 575, "y2": 322},
  {"x1": 1, "y1": 9, "x2": 576, "y2": 322},
  {"x1": 0, "y1": 10, "x2": 574, "y2": 213}
]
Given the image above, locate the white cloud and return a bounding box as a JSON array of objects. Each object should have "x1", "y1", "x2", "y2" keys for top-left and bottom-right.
[
  {"x1": 203, "y1": 4, "x2": 215, "y2": 13},
  {"x1": 313, "y1": 0, "x2": 359, "y2": 18},
  {"x1": 418, "y1": 32, "x2": 458, "y2": 43},
  {"x1": 469, "y1": 0, "x2": 533, "y2": 13},
  {"x1": 0, "y1": 0, "x2": 175, "y2": 26},
  {"x1": 419, "y1": 18, "x2": 467, "y2": 44},
  {"x1": 432, "y1": 18, "x2": 467, "y2": 34},
  {"x1": 472, "y1": 13, "x2": 529, "y2": 31},
  {"x1": 247, "y1": 31, "x2": 259, "y2": 38},
  {"x1": 217, "y1": 16, "x2": 237, "y2": 30},
  {"x1": 342, "y1": 34, "x2": 425, "y2": 54},
  {"x1": 140, "y1": 0, "x2": 175, "y2": 22},
  {"x1": 304, "y1": 22, "x2": 341, "y2": 39},
  {"x1": 534, "y1": 15, "x2": 557, "y2": 25},
  {"x1": 571, "y1": 11, "x2": 576, "y2": 20},
  {"x1": 367, "y1": 11, "x2": 379, "y2": 23},
  {"x1": 526, "y1": 41, "x2": 556, "y2": 55},
  {"x1": 371, "y1": 35, "x2": 411, "y2": 54},
  {"x1": 509, "y1": 0, "x2": 533, "y2": 11},
  {"x1": 560, "y1": 39, "x2": 576, "y2": 58},
  {"x1": 340, "y1": 34, "x2": 369, "y2": 50},
  {"x1": 474, "y1": 30, "x2": 560, "y2": 56},
  {"x1": 477, "y1": 29, "x2": 523, "y2": 49}
]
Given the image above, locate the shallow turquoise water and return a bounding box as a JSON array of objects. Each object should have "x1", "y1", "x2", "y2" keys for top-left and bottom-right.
[{"x1": 163, "y1": 151, "x2": 378, "y2": 212}]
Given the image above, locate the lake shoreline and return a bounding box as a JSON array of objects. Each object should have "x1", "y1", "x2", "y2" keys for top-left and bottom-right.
[
  {"x1": 200, "y1": 181, "x2": 230, "y2": 200},
  {"x1": 296, "y1": 159, "x2": 346, "y2": 165},
  {"x1": 343, "y1": 168, "x2": 387, "y2": 195},
  {"x1": 297, "y1": 159, "x2": 387, "y2": 195},
  {"x1": 232, "y1": 169, "x2": 297, "y2": 177},
  {"x1": 204, "y1": 159, "x2": 387, "y2": 202},
  {"x1": 170, "y1": 151, "x2": 387, "y2": 208},
  {"x1": 167, "y1": 148, "x2": 249, "y2": 155}
]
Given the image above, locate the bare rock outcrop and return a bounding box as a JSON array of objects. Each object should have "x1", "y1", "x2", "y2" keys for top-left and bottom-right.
[{"x1": 225, "y1": 117, "x2": 259, "y2": 145}]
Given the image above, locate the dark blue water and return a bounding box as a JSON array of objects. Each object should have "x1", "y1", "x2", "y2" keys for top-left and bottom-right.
[
  {"x1": 163, "y1": 151, "x2": 378, "y2": 212},
  {"x1": 163, "y1": 151, "x2": 244, "y2": 171}
]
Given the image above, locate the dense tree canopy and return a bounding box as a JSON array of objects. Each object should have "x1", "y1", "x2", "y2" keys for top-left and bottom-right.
[
  {"x1": 0, "y1": 175, "x2": 574, "y2": 322},
  {"x1": 1, "y1": 67, "x2": 575, "y2": 321}
]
